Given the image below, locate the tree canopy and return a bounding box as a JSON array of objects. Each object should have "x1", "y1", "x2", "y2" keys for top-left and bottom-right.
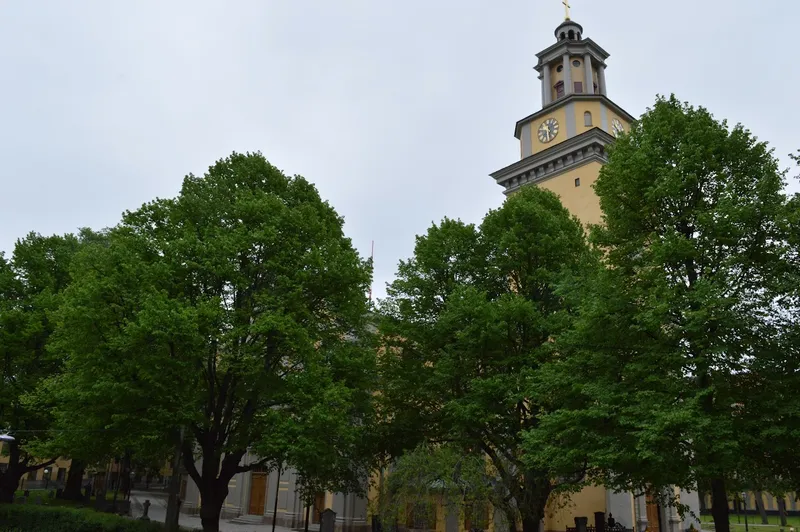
[
  {"x1": 47, "y1": 152, "x2": 377, "y2": 532},
  {"x1": 0, "y1": 231, "x2": 84, "y2": 502},
  {"x1": 529, "y1": 95, "x2": 795, "y2": 532},
  {"x1": 379, "y1": 185, "x2": 597, "y2": 532}
]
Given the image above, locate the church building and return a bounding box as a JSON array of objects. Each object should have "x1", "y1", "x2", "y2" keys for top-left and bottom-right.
[
  {"x1": 180, "y1": 9, "x2": 703, "y2": 532},
  {"x1": 490, "y1": 9, "x2": 701, "y2": 532}
]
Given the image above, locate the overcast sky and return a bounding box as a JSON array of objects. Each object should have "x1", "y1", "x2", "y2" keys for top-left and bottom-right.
[{"x1": 1, "y1": 1, "x2": 797, "y2": 299}]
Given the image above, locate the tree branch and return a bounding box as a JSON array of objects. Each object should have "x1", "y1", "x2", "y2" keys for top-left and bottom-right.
[{"x1": 22, "y1": 458, "x2": 57, "y2": 475}]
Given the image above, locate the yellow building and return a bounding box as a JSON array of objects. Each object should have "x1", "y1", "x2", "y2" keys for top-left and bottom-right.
[
  {"x1": 182, "y1": 11, "x2": 704, "y2": 532},
  {"x1": 490, "y1": 18, "x2": 632, "y2": 227},
  {"x1": 0, "y1": 453, "x2": 74, "y2": 491},
  {"x1": 489, "y1": 12, "x2": 700, "y2": 532}
]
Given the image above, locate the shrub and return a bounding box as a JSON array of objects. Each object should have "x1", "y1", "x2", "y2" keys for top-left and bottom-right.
[{"x1": 0, "y1": 503, "x2": 166, "y2": 532}]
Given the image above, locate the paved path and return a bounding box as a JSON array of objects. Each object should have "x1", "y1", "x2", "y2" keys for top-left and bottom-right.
[{"x1": 130, "y1": 490, "x2": 296, "y2": 532}]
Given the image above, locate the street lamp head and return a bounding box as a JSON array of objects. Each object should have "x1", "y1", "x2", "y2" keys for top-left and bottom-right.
[{"x1": 0, "y1": 434, "x2": 14, "y2": 442}]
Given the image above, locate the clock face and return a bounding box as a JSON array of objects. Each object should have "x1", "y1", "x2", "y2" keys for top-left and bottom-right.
[
  {"x1": 538, "y1": 118, "x2": 559, "y2": 143},
  {"x1": 611, "y1": 118, "x2": 624, "y2": 137}
]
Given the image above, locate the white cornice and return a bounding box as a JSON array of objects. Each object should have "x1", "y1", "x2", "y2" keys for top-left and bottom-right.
[{"x1": 490, "y1": 128, "x2": 615, "y2": 194}]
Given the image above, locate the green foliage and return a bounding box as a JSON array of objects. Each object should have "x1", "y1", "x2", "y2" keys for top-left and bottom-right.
[
  {"x1": 47, "y1": 152, "x2": 376, "y2": 529},
  {"x1": 0, "y1": 503, "x2": 167, "y2": 532},
  {"x1": 379, "y1": 186, "x2": 597, "y2": 532},
  {"x1": 0, "y1": 231, "x2": 89, "y2": 501},
  {"x1": 530, "y1": 95, "x2": 794, "y2": 530},
  {"x1": 376, "y1": 444, "x2": 500, "y2": 531}
]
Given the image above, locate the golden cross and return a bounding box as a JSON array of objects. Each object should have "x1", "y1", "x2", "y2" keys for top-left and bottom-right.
[{"x1": 562, "y1": 0, "x2": 571, "y2": 20}]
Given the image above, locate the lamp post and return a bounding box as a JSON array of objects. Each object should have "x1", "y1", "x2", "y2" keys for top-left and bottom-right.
[
  {"x1": 44, "y1": 467, "x2": 51, "y2": 490},
  {"x1": 741, "y1": 493, "x2": 749, "y2": 532}
]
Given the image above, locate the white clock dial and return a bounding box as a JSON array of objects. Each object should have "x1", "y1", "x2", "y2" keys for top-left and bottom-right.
[{"x1": 611, "y1": 118, "x2": 624, "y2": 137}]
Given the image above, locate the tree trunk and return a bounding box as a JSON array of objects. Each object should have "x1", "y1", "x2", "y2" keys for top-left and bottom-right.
[
  {"x1": 200, "y1": 491, "x2": 225, "y2": 532},
  {"x1": 777, "y1": 496, "x2": 787, "y2": 526},
  {"x1": 504, "y1": 508, "x2": 517, "y2": 532},
  {"x1": 521, "y1": 516, "x2": 541, "y2": 532},
  {"x1": 0, "y1": 441, "x2": 55, "y2": 504},
  {"x1": 0, "y1": 468, "x2": 22, "y2": 504},
  {"x1": 166, "y1": 429, "x2": 185, "y2": 531},
  {"x1": 0, "y1": 439, "x2": 22, "y2": 503},
  {"x1": 710, "y1": 478, "x2": 730, "y2": 532},
  {"x1": 119, "y1": 452, "x2": 131, "y2": 501},
  {"x1": 753, "y1": 492, "x2": 769, "y2": 525},
  {"x1": 187, "y1": 446, "x2": 242, "y2": 532},
  {"x1": 62, "y1": 460, "x2": 86, "y2": 501}
]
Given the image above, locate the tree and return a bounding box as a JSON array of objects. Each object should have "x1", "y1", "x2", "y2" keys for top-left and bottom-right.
[
  {"x1": 50, "y1": 152, "x2": 375, "y2": 532},
  {"x1": 376, "y1": 444, "x2": 499, "y2": 532},
  {"x1": 0, "y1": 232, "x2": 85, "y2": 503},
  {"x1": 531, "y1": 95, "x2": 793, "y2": 532},
  {"x1": 379, "y1": 186, "x2": 597, "y2": 532}
]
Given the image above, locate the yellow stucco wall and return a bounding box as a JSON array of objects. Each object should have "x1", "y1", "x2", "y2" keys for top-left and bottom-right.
[
  {"x1": 2, "y1": 456, "x2": 74, "y2": 482},
  {"x1": 545, "y1": 485, "x2": 607, "y2": 532},
  {"x1": 570, "y1": 57, "x2": 585, "y2": 88},
  {"x1": 531, "y1": 106, "x2": 568, "y2": 155},
  {"x1": 549, "y1": 64, "x2": 563, "y2": 101},
  {"x1": 535, "y1": 161, "x2": 604, "y2": 226},
  {"x1": 572, "y1": 100, "x2": 603, "y2": 132}
]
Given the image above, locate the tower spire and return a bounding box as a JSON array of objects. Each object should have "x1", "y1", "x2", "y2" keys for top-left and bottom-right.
[{"x1": 562, "y1": 0, "x2": 571, "y2": 20}]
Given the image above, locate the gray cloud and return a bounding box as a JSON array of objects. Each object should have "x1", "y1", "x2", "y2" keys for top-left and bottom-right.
[{"x1": 1, "y1": 0, "x2": 797, "y2": 299}]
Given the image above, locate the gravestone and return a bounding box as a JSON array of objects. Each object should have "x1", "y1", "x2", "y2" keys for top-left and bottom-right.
[
  {"x1": 320, "y1": 508, "x2": 337, "y2": 532},
  {"x1": 595, "y1": 512, "x2": 606, "y2": 532},
  {"x1": 575, "y1": 516, "x2": 589, "y2": 532},
  {"x1": 15, "y1": 496, "x2": 26, "y2": 504},
  {"x1": 140, "y1": 499, "x2": 151, "y2": 521},
  {"x1": 34, "y1": 496, "x2": 42, "y2": 505},
  {"x1": 94, "y1": 489, "x2": 108, "y2": 511}
]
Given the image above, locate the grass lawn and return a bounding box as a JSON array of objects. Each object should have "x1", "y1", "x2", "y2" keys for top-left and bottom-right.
[{"x1": 700, "y1": 514, "x2": 800, "y2": 532}]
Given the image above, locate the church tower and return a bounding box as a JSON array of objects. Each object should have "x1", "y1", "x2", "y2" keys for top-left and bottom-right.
[{"x1": 490, "y1": 8, "x2": 634, "y2": 226}]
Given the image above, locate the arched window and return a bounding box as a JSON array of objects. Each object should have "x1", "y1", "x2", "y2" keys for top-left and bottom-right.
[
  {"x1": 584, "y1": 111, "x2": 593, "y2": 126},
  {"x1": 568, "y1": 30, "x2": 575, "y2": 39},
  {"x1": 560, "y1": 32, "x2": 566, "y2": 40}
]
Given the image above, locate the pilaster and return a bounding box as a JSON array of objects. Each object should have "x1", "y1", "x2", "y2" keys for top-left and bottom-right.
[
  {"x1": 543, "y1": 66, "x2": 552, "y2": 106},
  {"x1": 563, "y1": 54, "x2": 572, "y2": 96},
  {"x1": 583, "y1": 54, "x2": 594, "y2": 94},
  {"x1": 634, "y1": 494, "x2": 648, "y2": 532},
  {"x1": 598, "y1": 65, "x2": 607, "y2": 96}
]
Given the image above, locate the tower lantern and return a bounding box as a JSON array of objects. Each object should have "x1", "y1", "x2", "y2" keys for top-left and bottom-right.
[{"x1": 488, "y1": 14, "x2": 635, "y2": 227}]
